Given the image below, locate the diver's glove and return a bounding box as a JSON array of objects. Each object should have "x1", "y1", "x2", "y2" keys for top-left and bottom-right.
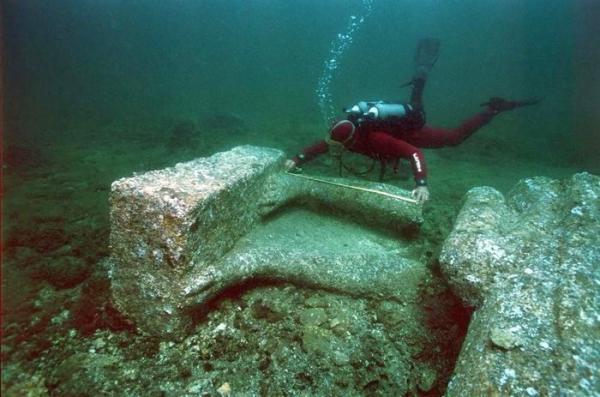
[
  {"x1": 481, "y1": 97, "x2": 541, "y2": 115},
  {"x1": 284, "y1": 158, "x2": 304, "y2": 173},
  {"x1": 284, "y1": 159, "x2": 297, "y2": 171},
  {"x1": 411, "y1": 185, "x2": 430, "y2": 204}
]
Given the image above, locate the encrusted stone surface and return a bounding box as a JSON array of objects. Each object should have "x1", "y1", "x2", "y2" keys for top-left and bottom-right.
[
  {"x1": 109, "y1": 145, "x2": 422, "y2": 338},
  {"x1": 440, "y1": 172, "x2": 600, "y2": 396}
]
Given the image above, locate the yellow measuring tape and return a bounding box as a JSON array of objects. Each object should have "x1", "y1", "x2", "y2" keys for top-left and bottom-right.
[{"x1": 285, "y1": 172, "x2": 419, "y2": 205}]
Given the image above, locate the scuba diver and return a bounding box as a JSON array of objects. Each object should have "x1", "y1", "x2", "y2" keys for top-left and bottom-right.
[{"x1": 285, "y1": 38, "x2": 539, "y2": 204}]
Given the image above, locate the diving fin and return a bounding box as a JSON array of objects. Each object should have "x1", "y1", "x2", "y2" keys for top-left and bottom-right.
[
  {"x1": 413, "y1": 37, "x2": 441, "y2": 80},
  {"x1": 401, "y1": 37, "x2": 441, "y2": 88},
  {"x1": 480, "y1": 97, "x2": 541, "y2": 113},
  {"x1": 512, "y1": 98, "x2": 541, "y2": 108}
]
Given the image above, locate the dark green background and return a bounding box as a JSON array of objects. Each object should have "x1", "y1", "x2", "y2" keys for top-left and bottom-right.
[{"x1": 4, "y1": 0, "x2": 598, "y2": 166}]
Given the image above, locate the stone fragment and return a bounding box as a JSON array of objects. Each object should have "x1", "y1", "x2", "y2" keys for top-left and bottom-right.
[
  {"x1": 305, "y1": 295, "x2": 329, "y2": 308},
  {"x1": 489, "y1": 327, "x2": 523, "y2": 350},
  {"x1": 299, "y1": 308, "x2": 328, "y2": 327},
  {"x1": 417, "y1": 365, "x2": 437, "y2": 392},
  {"x1": 217, "y1": 382, "x2": 231, "y2": 396},
  {"x1": 333, "y1": 350, "x2": 350, "y2": 366},
  {"x1": 440, "y1": 172, "x2": 600, "y2": 396},
  {"x1": 302, "y1": 326, "x2": 335, "y2": 356}
]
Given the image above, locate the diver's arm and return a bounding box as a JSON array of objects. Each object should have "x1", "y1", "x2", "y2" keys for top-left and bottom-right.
[
  {"x1": 287, "y1": 140, "x2": 329, "y2": 169},
  {"x1": 368, "y1": 132, "x2": 430, "y2": 203}
]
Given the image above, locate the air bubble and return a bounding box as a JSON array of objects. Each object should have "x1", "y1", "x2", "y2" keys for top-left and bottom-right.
[{"x1": 315, "y1": 0, "x2": 374, "y2": 126}]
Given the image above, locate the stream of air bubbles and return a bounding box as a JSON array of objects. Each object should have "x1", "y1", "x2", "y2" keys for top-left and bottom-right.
[{"x1": 315, "y1": 0, "x2": 374, "y2": 127}]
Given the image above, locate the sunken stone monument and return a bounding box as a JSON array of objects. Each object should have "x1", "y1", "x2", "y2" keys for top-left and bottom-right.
[
  {"x1": 440, "y1": 172, "x2": 599, "y2": 396},
  {"x1": 108, "y1": 145, "x2": 422, "y2": 339}
]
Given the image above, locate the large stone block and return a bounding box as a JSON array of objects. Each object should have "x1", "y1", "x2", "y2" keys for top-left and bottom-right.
[
  {"x1": 108, "y1": 145, "x2": 423, "y2": 338},
  {"x1": 440, "y1": 172, "x2": 599, "y2": 396}
]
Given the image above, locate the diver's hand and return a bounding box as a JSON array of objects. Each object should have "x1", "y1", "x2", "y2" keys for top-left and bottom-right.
[
  {"x1": 411, "y1": 186, "x2": 430, "y2": 204},
  {"x1": 284, "y1": 159, "x2": 298, "y2": 171}
]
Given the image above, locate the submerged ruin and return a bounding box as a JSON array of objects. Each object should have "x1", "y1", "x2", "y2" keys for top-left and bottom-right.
[
  {"x1": 440, "y1": 172, "x2": 599, "y2": 396},
  {"x1": 108, "y1": 145, "x2": 422, "y2": 339},
  {"x1": 106, "y1": 146, "x2": 599, "y2": 395}
]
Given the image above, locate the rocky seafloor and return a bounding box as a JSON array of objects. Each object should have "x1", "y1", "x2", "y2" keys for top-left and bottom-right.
[
  {"x1": 2, "y1": 119, "x2": 598, "y2": 396},
  {"x1": 2, "y1": 272, "x2": 470, "y2": 396}
]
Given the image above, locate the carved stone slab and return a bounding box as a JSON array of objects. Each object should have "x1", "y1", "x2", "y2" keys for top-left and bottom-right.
[{"x1": 109, "y1": 145, "x2": 422, "y2": 338}]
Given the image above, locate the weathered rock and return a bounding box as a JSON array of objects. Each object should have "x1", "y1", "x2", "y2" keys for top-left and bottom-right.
[
  {"x1": 109, "y1": 145, "x2": 422, "y2": 338},
  {"x1": 440, "y1": 172, "x2": 600, "y2": 396}
]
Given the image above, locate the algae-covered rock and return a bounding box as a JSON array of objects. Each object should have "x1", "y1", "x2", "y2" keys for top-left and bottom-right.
[
  {"x1": 299, "y1": 308, "x2": 328, "y2": 326},
  {"x1": 440, "y1": 172, "x2": 600, "y2": 396},
  {"x1": 1, "y1": 374, "x2": 48, "y2": 397},
  {"x1": 50, "y1": 352, "x2": 122, "y2": 396},
  {"x1": 301, "y1": 325, "x2": 336, "y2": 355}
]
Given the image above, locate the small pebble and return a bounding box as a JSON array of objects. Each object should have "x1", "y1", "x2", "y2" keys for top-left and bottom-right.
[
  {"x1": 217, "y1": 382, "x2": 231, "y2": 396},
  {"x1": 490, "y1": 327, "x2": 523, "y2": 350}
]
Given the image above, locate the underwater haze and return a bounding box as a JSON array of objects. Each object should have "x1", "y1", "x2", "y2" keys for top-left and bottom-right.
[
  {"x1": 5, "y1": 0, "x2": 599, "y2": 162},
  {"x1": 2, "y1": 0, "x2": 599, "y2": 396}
]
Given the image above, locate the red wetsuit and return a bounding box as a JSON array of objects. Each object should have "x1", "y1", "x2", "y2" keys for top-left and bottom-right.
[{"x1": 293, "y1": 110, "x2": 494, "y2": 186}]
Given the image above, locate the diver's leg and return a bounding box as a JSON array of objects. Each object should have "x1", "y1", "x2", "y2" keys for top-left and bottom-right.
[
  {"x1": 407, "y1": 112, "x2": 494, "y2": 148},
  {"x1": 410, "y1": 77, "x2": 426, "y2": 109},
  {"x1": 378, "y1": 160, "x2": 386, "y2": 181},
  {"x1": 409, "y1": 38, "x2": 440, "y2": 109},
  {"x1": 404, "y1": 80, "x2": 427, "y2": 130}
]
